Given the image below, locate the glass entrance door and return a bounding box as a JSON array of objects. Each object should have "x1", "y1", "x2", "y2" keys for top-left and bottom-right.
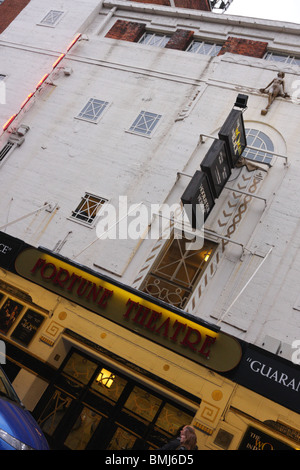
[{"x1": 33, "y1": 349, "x2": 195, "y2": 450}]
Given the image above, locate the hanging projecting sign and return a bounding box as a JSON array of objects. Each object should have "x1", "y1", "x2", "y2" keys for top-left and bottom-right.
[
  {"x1": 200, "y1": 139, "x2": 231, "y2": 198},
  {"x1": 218, "y1": 109, "x2": 247, "y2": 167},
  {"x1": 181, "y1": 171, "x2": 215, "y2": 229}
]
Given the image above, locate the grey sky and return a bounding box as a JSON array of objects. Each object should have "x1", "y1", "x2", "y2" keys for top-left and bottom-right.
[{"x1": 226, "y1": 0, "x2": 300, "y2": 24}]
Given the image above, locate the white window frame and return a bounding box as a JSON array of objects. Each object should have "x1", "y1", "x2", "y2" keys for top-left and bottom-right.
[
  {"x1": 243, "y1": 129, "x2": 274, "y2": 166},
  {"x1": 38, "y1": 10, "x2": 65, "y2": 28},
  {"x1": 186, "y1": 40, "x2": 222, "y2": 57},
  {"x1": 138, "y1": 32, "x2": 170, "y2": 48},
  {"x1": 75, "y1": 98, "x2": 110, "y2": 124},
  {"x1": 264, "y1": 51, "x2": 300, "y2": 66},
  {"x1": 69, "y1": 193, "x2": 108, "y2": 227},
  {"x1": 127, "y1": 111, "x2": 162, "y2": 138}
]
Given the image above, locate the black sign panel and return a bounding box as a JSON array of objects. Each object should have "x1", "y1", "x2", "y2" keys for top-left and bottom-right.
[
  {"x1": 239, "y1": 426, "x2": 294, "y2": 450},
  {"x1": 231, "y1": 344, "x2": 300, "y2": 415},
  {"x1": 200, "y1": 139, "x2": 231, "y2": 198},
  {"x1": 0, "y1": 231, "x2": 25, "y2": 271},
  {"x1": 218, "y1": 109, "x2": 247, "y2": 168},
  {"x1": 11, "y1": 309, "x2": 44, "y2": 345},
  {"x1": 181, "y1": 171, "x2": 215, "y2": 229}
]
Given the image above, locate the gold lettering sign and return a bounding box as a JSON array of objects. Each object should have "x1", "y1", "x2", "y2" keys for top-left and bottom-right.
[{"x1": 15, "y1": 248, "x2": 242, "y2": 372}]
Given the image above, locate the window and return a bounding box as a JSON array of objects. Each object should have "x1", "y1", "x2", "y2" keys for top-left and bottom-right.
[
  {"x1": 138, "y1": 32, "x2": 170, "y2": 48},
  {"x1": 186, "y1": 40, "x2": 222, "y2": 57},
  {"x1": 264, "y1": 52, "x2": 300, "y2": 66},
  {"x1": 39, "y1": 10, "x2": 64, "y2": 27},
  {"x1": 71, "y1": 193, "x2": 108, "y2": 226},
  {"x1": 243, "y1": 129, "x2": 274, "y2": 165},
  {"x1": 128, "y1": 111, "x2": 162, "y2": 137},
  {"x1": 76, "y1": 98, "x2": 109, "y2": 123},
  {"x1": 141, "y1": 233, "x2": 217, "y2": 309}
]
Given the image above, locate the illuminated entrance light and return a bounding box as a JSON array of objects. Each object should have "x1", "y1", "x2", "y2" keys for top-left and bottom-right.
[{"x1": 96, "y1": 369, "x2": 115, "y2": 388}]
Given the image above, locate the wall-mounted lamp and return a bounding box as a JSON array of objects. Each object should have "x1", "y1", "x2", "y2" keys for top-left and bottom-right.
[
  {"x1": 234, "y1": 94, "x2": 248, "y2": 109},
  {"x1": 95, "y1": 368, "x2": 115, "y2": 388}
]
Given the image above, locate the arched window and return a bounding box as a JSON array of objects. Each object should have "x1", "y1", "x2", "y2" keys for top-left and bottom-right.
[{"x1": 243, "y1": 129, "x2": 274, "y2": 165}]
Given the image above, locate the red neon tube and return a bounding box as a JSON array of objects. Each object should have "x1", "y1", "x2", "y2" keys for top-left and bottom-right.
[
  {"x1": 66, "y1": 33, "x2": 81, "y2": 51},
  {"x1": 36, "y1": 73, "x2": 49, "y2": 90},
  {"x1": 20, "y1": 93, "x2": 34, "y2": 109},
  {"x1": 52, "y1": 53, "x2": 65, "y2": 69},
  {"x1": 3, "y1": 114, "x2": 17, "y2": 131}
]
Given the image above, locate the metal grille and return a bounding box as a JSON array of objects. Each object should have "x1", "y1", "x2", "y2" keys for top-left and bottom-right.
[
  {"x1": 243, "y1": 129, "x2": 274, "y2": 165},
  {"x1": 0, "y1": 142, "x2": 14, "y2": 162},
  {"x1": 141, "y1": 235, "x2": 217, "y2": 309},
  {"x1": 77, "y1": 99, "x2": 109, "y2": 123},
  {"x1": 264, "y1": 52, "x2": 300, "y2": 66},
  {"x1": 138, "y1": 33, "x2": 170, "y2": 48},
  {"x1": 129, "y1": 111, "x2": 161, "y2": 136},
  {"x1": 71, "y1": 193, "x2": 107, "y2": 225},
  {"x1": 40, "y1": 10, "x2": 64, "y2": 26},
  {"x1": 186, "y1": 41, "x2": 222, "y2": 56}
]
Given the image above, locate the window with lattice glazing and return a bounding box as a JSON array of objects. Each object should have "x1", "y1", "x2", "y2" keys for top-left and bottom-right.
[
  {"x1": 264, "y1": 52, "x2": 300, "y2": 66},
  {"x1": 138, "y1": 32, "x2": 170, "y2": 48},
  {"x1": 243, "y1": 129, "x2": 274, "y2": 165},
  {"x1": 71, "y1": 193, "x2": 108, "y2": 226},
  {"x1": 39, "y1": 10, "x2": 64, "y2": 26},
  {"x1": 140, "y1": 233, "x2": 217, "y2": 309},
  {"x1": 186, "y1": 40, "x2": 222, "y2": 56}
]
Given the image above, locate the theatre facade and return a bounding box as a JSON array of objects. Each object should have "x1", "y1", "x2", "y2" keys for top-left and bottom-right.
[{"x1": 0, "y1": 231, "x2": 299, "y2": 450}]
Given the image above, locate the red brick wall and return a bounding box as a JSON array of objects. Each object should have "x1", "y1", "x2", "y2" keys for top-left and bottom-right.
[
  {"x1": 105, "y1": 20, "x2": 146, "y2": 42},
  {"x1": 218, "y1": 37, "x2": 268, "y2": 58},
  {"x1": 165, "y1": 29, "x2": 194, "y2": 51},
  {"x1": 174, "y1": 0, "x2": 211, "y2": 10},
  {"x1": 0, "y1": 0, "x2": 31, "y2": 34},
  {"x1": 127, "y1": 0, "x2": 212, "y2": 9},
  {"x1": 131, "y1": 0, "x2": 171, "y2": 5}
]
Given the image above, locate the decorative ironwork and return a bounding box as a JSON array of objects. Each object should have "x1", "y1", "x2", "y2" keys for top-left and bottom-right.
[{"x1": 141, "y1": 235, "x2": 217, "y2": 308}]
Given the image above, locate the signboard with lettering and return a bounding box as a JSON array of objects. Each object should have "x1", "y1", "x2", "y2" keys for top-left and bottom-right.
[
  {"x1": 230, "y1": 344, "x2": 300, "y2": 415},
  {"x1": 0, "y1": 231, "x2": 25, "y2": 270},
  {"x1": 181, "y1": 171, "x2": 215, "y2": 229},
  {"x1": 218, "y1": 109, "x2": 247, "y2": 168},
  {"x1": 14, "y1": 247, "x2": 242, "y2": 372},
  {"x1": 239, "y1": 426, "x2": 294, "y2": 450},
  {"x1": 200, "y1": 140, "x2": 231, "y2": 198},
  {"x1": 12, "y1": 309, "x2": 44, "y2": 346}
]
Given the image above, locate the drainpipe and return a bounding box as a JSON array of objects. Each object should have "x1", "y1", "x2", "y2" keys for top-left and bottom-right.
[{"x1": 96, "y1": 6, "x2": 117, "y2": 35}]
